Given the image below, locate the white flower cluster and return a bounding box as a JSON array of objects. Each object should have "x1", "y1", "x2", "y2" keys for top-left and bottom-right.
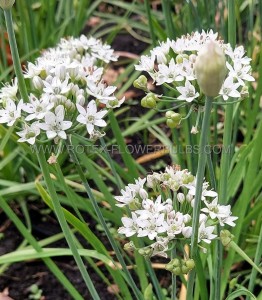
[
  {"x1": 116, "y1": 166, "x2": 237, "y2": 257},
  {"x1": 135, "y1": 30, "x2": 254, "y2": 102},
  {"x1": 0, "y1": 35, "x2": 124, "y2": 145}
]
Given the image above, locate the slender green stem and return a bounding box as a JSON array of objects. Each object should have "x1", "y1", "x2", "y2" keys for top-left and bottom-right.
[
  {"x1": 186, "y1": 98, "x2": 213, "y2": 300},
  {"x1": 171, "y1": 243, "x2": 176, "y2": 300},
  {"x1": 100, "y1": 137, "x2": 124, "y2": 190},
  {"x1": 0, "y1": 195, "x2": 84, "y2": 300},
  {"x1": 35, "y1": 144, "x2": 100, "y2": 300},
  {"x1": 144, "y1": 0, "x2": 157, "y2": 46},
  {"x1": 65, "y1": 138, "x2": 144, "y2": 300},
  {"x1": 247, "y1": 221, "x2": 262, "y2": 295},
  {"x1": 4, "y1": 9, "x2": 29, "y2": 102},
  {"x1": 161, "y1": 0, "x2": 176, "y2": 39},
  {"x1": 216, "y1": 2, "x2": 236, "y2": 299}
]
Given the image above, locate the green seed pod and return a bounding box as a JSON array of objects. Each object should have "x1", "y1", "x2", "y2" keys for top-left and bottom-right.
[
  {"x1": 181, "y1": 265, "x2": 190, "y2": 274},
  {"x1": 133, "y1": 75, "x2": 148, "y2": 91},
  {"x1": 172, "y1": 267, "x2": 182, "y2": 275},
  {"x1": 124, "y1": 241, "x2": 135, "y2": 251},
  {"x1": 166, "y1": 119, "x2": 178, "y2": 128},
  {"x1": 0, "y1": 0, "x2": 15, "y2": 9},
  {"x1": 185, "y1": 259, "x2": 195, "y2": 270},
  {"x1": 141, "y1": 93, "x2": 157, "y2": 108},
  {"x1": 195, "y1": 41, "x2": 227, "y2": 97},
  {"x1": 165, "y1": 110, "x2": 174, "y2": 119},
  {"x1": 172, "y1": 258, "x2": 181, "y2": 267}
]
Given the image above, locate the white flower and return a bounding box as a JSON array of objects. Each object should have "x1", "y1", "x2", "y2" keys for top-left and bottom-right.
[
  {"x1": 129, "y1": 178, "x2": 148, "y2": 199},
  {"x1": 219, "y1": 76, "x2": 241, "y2": 100},
  {"x1": 155, "y1": 58, "x2": 184, "y2": 85},
  {"x1": 0, "y1": 99, "x2": 23, "y2": 126},
  {"x1": 226, "y1": 61, "x2": 255, "y2": 85},
  {"x1": 76, "y1": 100, "x2": 107, "y2": 134},
  {"x1": 150, "y1": 237, "x2": 169, "y2": 258},
  {"x1": 0, "y1": 78, "x2": 18, "y2": 101},
  {"x1": 118, "y1": 213, "x2": 139, "y2": 237},
  {"x1": 182, "y1": 226, "x2": 192, "y2": 238},
  {"x1": 198, "y1": 222, "x2": 217, "y2": 244},
  {"x1": 186, "y1": 181, "x2": 218, "y2": 200},
  {"x1": 135, "y1": 55, "x2": 155, "y2": 72},
  {"x1": 178, "y1": 59, "x2": 195, "y2": 80},
  {"x1": 86, "y1": 81, "x2": 117, "y2": 101},
  {"x1": 17, "y1": 122, "x2": 40, "y2": 145},
  {"x1": 43, "y1": 76, "x2": 71, "y2": 96},
  {"x1": 177, "y1": 80, "x2": 199, "y2": 102},
  {"x1": 137, "y1": 212, "x2": 167, "y2": 240},
  {"x1": 166, "y1": 211, "x2": 185, "y2": 237},
  {"x1": 218, "y1": 214, "x2": 238, "y2": 227},
  {"x1": 201, "y1": 198, "x2": 238, "y2": 227},
  {"x1": 24, "y1": 62, "x2": 44, "y2": 78},
  {"x1": 22, "y1": 94, "x2": 54, "y2": 121},
  {"x1": 138, "y1": 196, "x2": 165, "y2": 215},
  {"x1": 225, "y1": 45, "x2": 251, "y2": 65},
  {"x1": 38, "y1": 105, "x2": 72, "y2": 140},
  {"x1": 115, "y1": 186, "x2": 137, "y2": 208}
]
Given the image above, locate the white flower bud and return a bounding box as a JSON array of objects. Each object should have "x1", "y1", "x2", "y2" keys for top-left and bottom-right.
[
  {"x1": 177, "y1": 193, "x2": 185, "y2": 203},
  {"x1": 182, "y1": 226, "x2": 192, "y2": 238},
  {"x1": 55, "y1": 65, "x2": 66, "y2": 80},
  {"x1": 76, "y1": 95, "x2": 85, "y2": 106},
  {"x1": 32, "y1": 76, "x2": 44, "y2": 90},
  {"x1": 0, "y1": 0, "x2": 15, "y2": 9},
  {"x1": 139, "y1": 188, "x2": 148, "y2": 200},
  {"x1": 195, "y1": 41, "x2": 227, "y2": 97}
]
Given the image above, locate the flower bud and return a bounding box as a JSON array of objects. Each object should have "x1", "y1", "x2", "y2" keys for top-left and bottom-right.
[
  {"x1": 141, "y1": 93, "x2": 157, "y2": 109},
  {"x1": 220, "y1": 229, "x2": 233, "y2": 247},
  {"x1": 240, "y1": 85, "x2": 249, "y2": 99},
  {"x1": 176, "y1": 54, "x2": 184, "y2": 64},
  {"x1": 138, "y1": 247, "x2": 153, "y2": 258},
  {"x1": 165, "y1": 111, "x2": 182, "y2": 128},
  {"x1": 124, "y1": 241, "x2": 135, "y2": 251},
  {"x1": 0, "y1": 0, "x2": 15, "y2": 9},
  {"x1": 133, "y1": 75, "x2": 148, "y2": 91},
  {"x1": 185, "y1": 259, "x2": 195, "y2": 269},
  {"x1": 32, "y1": 76, "x2": 44, "y2": 90},
  {"x1": 195, "y1": 41, "x2": 227, "y2": 97},
  {"x1": 177, "y1": 193, "x2": 185, "y2": 203},
  {"x1": 172, "y1": 267, "x2": 182, "y2": 275}
]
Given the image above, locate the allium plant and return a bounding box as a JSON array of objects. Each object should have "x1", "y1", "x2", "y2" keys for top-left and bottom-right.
[
  {"x1": 134, "y1": 30, "x2": 254, "y2": 131},
  {"x1": 116, "y1": 166, "x2": 237, "y2": 271},
  {"x1": 0, "y1": 35, "x2": 124, "y2": 145}
]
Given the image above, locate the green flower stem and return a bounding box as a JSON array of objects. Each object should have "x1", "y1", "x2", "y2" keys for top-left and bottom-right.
[
  {"x1": 247, "y1": 223, "x2": 262, "y2": 294},
  {"x1": 186, "y1": 97, "x2": 213, "y2": 300},
  {"x1": 4, "y1": 8, "x2": 29, "y2": 102},
  {"x1": 0, "y1": 195, "x2": 84, "y2": 300},
  {"x1": 144, "y1": 0, "x2": 157, "y2": 46},
  {"x1": 35, "y1": 144, "x2": 100, "y2": 300},
  {"x1": 216, "y1": 1, "x2": 236, "y2": 299},
  {"x1": 171, "y1": 243, "x2": 176, "y2": 300},
  {"x1": 65, "y1": 138, "x2": 144, "y2": 300}
]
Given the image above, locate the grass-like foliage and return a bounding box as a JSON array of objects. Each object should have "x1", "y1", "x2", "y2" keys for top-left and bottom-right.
[{"x1": 0, "y1": 1, "x2": 261, "y2": 300}]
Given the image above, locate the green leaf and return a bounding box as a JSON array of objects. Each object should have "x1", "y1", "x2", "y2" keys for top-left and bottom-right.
[{"x1": 225, "y1": 288, "x2": 256, "y2": 300}]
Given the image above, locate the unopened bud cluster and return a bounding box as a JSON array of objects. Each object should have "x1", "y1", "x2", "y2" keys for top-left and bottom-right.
[{"x1": 166, "y1": 258, "x2": 195, "y2": 275}]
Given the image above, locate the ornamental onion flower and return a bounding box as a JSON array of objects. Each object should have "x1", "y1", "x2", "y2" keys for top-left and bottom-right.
[
  {"x1": 0, "y1": 35, "x2": 124, "y2": 145},
  {"x1": 115, "y1": 165, "x2": 237, "y2": 258}
]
